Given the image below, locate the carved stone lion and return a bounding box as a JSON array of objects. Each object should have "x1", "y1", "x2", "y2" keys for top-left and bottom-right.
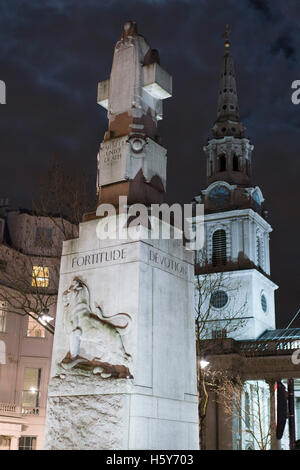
[{"x1": 60, "y1": 277, "x2": 132, "y2": 379}]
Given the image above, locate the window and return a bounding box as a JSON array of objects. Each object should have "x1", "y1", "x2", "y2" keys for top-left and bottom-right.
[
  {"x1": 22, "y1": 367, "x2": 41, "y2": 410},
  {"x1": 19, "y1": 436, "x2": 37, "y2": 450},
  {"x1": 27, "y1": 315, "x2": 45, "y2": 338},
  {"x1": 212, "y1": 229, "x2": 227, "y2": 266},
  {"x1": 244, "y1": 391, "x2": 251, "y2": 429},
  {"x1": 35, "y1": 227, "x2": 52, "y2": 247},
  {"x1": 0, "y1": 301, "x2": 7, "y2": 332},
  {"x1": 219, "y1": 154, "x2": 226, "y2": 172},
  {"x1": 0, "y1": 340, "x2": 6, "y2": 364},
  {"x1": 32, "y1": 266, "x2": 49, "y2": 288},
  {"x1": 233, "y1": 154, "x2": 239, "y2": 171},
  {"x1": 212, "y1": 328, "x2": 227, "y2": 339},
  {"x1": 261, "y1": 294, "x2": 267, "y2": 313},
  {"x1": 0, "y1": 436, "x2": 11, "y2": 450},
  {"x1": 210, "y1": 291, "x2": 229, "y2": 309},
  {"x1": 296, "y1": 398, "x2": 300, "y2": 439}
]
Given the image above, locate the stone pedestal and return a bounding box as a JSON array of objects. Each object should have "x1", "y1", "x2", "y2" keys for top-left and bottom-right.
[{"x1": 44, "y1": 217, "x2": 199, "y2": 450}]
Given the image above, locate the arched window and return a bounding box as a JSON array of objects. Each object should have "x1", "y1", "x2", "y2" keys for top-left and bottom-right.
[
  {"x1": 233, "y1": 154, "x2": 239, "y2": 171},
  {"x1": 212, "y1": 229, "x2": 227, "y2": 266},
  {"x1": 219, "y1": 154, "x2": 226, "y2": 172}
]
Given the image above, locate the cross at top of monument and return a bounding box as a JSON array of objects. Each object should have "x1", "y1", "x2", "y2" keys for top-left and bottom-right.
[
  {"x1": 93, "y1": 22, "x2": 173, "y2": 211},
  {"x1": 97, "y1": 21, "x2": 172, "y2": 143}
]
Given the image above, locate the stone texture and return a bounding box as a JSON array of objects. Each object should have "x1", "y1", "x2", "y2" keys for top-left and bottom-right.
[
  {"x1": 45, "y1": 391, "x2": 129, "y2": 450},
  {"x1": 44, "y1": 220, "x2": 199, "y2": 449}
]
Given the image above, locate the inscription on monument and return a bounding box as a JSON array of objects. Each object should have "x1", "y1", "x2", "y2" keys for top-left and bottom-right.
[
  {"x1": 99, "y1": 136, "x2": 127, "y2": 186},
  {"x1": 71, "y1": 248, "x2": 126, "y2": 269},
  {"x1": 149, "y1": 249, "x2": 189, "y2": 279}
]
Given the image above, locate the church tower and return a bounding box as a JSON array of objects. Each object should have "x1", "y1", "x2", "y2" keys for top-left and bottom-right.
[{"x1": 194, "y1": 28, "x2": 278, "y2": 340}]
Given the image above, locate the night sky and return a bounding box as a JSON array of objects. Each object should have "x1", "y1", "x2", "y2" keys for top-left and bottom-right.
[{"x1": 0, "y1": 0, "x2": 299, "y2": 328}]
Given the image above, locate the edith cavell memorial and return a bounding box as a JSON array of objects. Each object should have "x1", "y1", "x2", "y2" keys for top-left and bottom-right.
[{"x1": 44, "y1": 21, "x2": 199, "y2": 450}]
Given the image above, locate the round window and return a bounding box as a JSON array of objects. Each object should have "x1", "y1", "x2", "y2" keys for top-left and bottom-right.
[
  {"x1": 261, "y1": 293, "x2": 267, "y2": 313},
  {"x1": 211, "y1": 290, "x2": 228, "y2": 309}
]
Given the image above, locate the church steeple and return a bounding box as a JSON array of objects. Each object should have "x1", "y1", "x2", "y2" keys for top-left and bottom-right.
[
  {"x1": 204, "y1": 26, "x2": 252, "y2": 187},
  {"x1": 212, "y1": 25, "x2": 245, "y2": 139},
  {"x1": 193, "y1": 29, "x2": 277, "y2": 342}
]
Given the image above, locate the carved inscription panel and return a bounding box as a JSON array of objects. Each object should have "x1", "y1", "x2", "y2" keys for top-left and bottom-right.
[{"x1": 98, "y1": 136, "x2": 128, "y2": 186}]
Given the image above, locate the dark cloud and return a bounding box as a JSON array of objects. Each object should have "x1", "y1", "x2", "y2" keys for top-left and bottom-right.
[
  {"x1": 271, "y1": 32, "x2": 295, "y2": 60},
  {"x1": 248, "y1": 0, "x2": 273, "y2": 20},
  {"x1": 0, "y1": 0, "x2": 299, "y2": 327}
]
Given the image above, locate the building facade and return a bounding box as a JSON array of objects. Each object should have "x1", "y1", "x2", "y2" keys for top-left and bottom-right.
[
  {"x1": 194, "y1": 35, "x2": 300, "y2": 450},
  {"x1": 0, "y1": 203, "x2": 75, "y2": 450}
]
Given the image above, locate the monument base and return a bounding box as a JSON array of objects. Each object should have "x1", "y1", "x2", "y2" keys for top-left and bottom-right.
[{"x1": 44, "y1": 218, "x2": 199, "y2": 450}]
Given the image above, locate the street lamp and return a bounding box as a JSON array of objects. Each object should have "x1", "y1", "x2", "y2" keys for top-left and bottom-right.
[
  {"x1": 200, "y1": 359, "x2": 210, "y2": 369},
  {"x1": 39, "y1": 308, "x2": 54, "y2": 326}
]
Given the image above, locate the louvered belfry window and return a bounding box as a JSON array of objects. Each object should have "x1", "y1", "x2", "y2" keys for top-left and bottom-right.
[{"x1": 212, "y1": 229, "x2": 227, "y2": 266}]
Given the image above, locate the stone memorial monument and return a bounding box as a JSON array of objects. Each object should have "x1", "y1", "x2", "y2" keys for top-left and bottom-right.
[{"x1": 44, "y1": 21, "x2": 199, "y2": 450}]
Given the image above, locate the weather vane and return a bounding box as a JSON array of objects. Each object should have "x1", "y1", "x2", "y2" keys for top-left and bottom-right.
[{"x1": 222, "y1": 24, "x2": 231, "y2": 54}]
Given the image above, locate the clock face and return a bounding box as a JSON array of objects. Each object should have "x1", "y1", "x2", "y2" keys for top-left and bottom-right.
[
  {"x1": 261, "y1": 293, "x2": 267, "y2": 313},
  {"x1": 252, "y1": 191, "x2": 261, "y2": 205},
  {"x1": 208, "y1": 186, "x2": 230, "y2": 207}
]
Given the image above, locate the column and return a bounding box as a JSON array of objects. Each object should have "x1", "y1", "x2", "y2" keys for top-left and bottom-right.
[
  {"x1": 266, "y1": 379, "x2": 281, "y2": 450},
  {"x1": 10, "y1": 436, "x2": 19, "y2": 450}
]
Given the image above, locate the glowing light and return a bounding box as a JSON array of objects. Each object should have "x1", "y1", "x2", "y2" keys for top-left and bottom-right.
[
  {"x1": 200, "y1": 359, "x2": 210, "y2": 369},
  {"x1": 32, "y1": 266, "x2": 50, "y2": 288},
  {"x1": 40, "y1": 314, "x2": 54, "y2": 325}
]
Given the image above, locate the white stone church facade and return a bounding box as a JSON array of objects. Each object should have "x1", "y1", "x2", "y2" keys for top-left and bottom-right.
[{"x1": 193, "y1": 34, "x2": 300, "y2": 450}]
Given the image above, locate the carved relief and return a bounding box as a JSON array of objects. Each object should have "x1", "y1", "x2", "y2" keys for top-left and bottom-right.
[{"x1": 59, "y1": 277, "x2": 133, "y2": 379}]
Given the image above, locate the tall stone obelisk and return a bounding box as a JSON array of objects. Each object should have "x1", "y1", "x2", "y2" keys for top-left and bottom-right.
[{"x1": 44, "y1": 21, "x2": 199, "y2": 450}]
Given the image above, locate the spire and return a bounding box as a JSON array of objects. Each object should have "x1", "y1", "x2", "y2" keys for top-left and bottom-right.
[
  {"x1": 212, "y1": 26, "x2": 245, "y2": 139},
  {"x1": 222, "y1": 24, "x2": 231, "y2": 55},
  {"x1": 203, "y1": 27, "x2": 253, "y2": 189}
]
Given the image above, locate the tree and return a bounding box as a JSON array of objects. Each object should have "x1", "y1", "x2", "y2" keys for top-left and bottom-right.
[
  {"x1": 33, "y1": 154, "x2": 96, "y2": 238},
  {"x1": 195, "y1": 249, "x2": 248, "y2": 449},
  {"x1": 0, "y1": 156, "x2": 96, "y2": 334},
  {"x1": 215, "y1": 376, "x2": 271, "y2": 450}
]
